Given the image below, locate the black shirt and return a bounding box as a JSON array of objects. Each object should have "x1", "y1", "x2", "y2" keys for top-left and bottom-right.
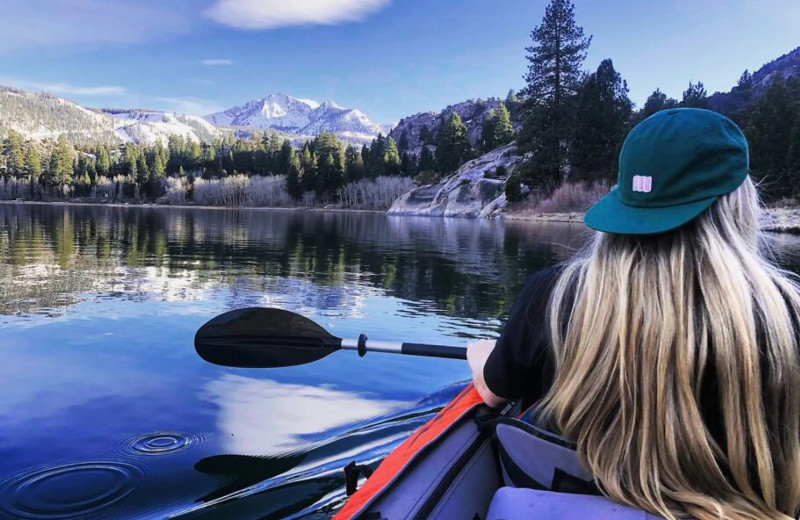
[
  {"x1": 483, "y1": 266, "x2": 730, "y2": 445},
  {"x1": 484, "y1": 266, "x2": 562, "y2": 408}
]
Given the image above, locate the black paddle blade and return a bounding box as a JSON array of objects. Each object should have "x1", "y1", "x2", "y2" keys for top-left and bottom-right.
[{"x1": 194, "y1": 307, "x2": 342, "y2": 368}]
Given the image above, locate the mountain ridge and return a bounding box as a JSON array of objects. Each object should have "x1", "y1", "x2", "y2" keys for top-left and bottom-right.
[{"x1": 205, "y1": 93, "x2": 384, "y2": 142}]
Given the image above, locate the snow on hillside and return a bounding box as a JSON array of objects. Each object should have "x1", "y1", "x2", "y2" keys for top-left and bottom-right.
[
  {"x1": 104, "y1": 109, "x2": 224, "y2": 145},
  {"x1": 206, "y1": 93, "x2": 383, "y2": 142},
  {"x1": 0, "y1": 87, "x2": 119, "y2": 144},
  {"x1": 1, "y1": 86, "x2": 380, "y2": 146}
]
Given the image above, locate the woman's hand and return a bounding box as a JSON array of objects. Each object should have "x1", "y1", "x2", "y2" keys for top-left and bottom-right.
[{"x1": 467, "y1": 339, "x2": 507, "y2": 409}]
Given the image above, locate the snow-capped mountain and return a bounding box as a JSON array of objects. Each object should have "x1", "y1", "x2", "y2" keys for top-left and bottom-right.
[
  {"x1": 1, "y1": 87, "x2": 384, "y2": 146},
  {"x1": 205, "y1": 93, "x2": 319, "y2": 130},
  {"x1": 0, "y1": 86, "x2": 228, "y2": 145},
  {"x1": 102, "y1": 109, "x2": 224, "y2": 145},
  {"x1": 205, "y1": 93, "x2": 384, "y2": 142}
]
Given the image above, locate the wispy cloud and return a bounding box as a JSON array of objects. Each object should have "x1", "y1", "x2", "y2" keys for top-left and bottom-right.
[
  {"x1": 201, "y1": 59, "x2": 234, "y2": 66},
  {"x1": 204, "y1": 0, "x2": 390, "y2": 30},
  {"x1": 0, "y1": 77, "x2": 126, "y2": 96},
  {"x1": 0, "y1": 0, "x2": 192, "y2": 50},
  {"x1": 156, "y1": 97, "x2": 225, "y2": 116}
]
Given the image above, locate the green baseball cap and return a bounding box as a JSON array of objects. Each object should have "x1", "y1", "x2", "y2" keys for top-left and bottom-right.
[{"x1": 583, "y1": 108, "x2": 749, "y2": 235}]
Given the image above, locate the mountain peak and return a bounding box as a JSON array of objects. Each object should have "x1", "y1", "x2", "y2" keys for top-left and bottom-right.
[{"x1": 205, "y1": 94, "x2": 380, "y2": 142}]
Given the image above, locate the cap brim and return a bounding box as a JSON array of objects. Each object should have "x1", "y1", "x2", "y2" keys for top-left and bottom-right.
[{"x1": 584, "y1": 188, "x2": 718, "y2": 235}]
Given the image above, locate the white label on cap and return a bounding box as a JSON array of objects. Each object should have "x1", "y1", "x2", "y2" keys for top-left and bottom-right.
[{"x1": 632, "y1": 175, "x2": 652, "y2": 193}]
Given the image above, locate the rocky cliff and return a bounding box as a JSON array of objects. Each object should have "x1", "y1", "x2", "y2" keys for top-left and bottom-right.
[
  {"x1": 389, "y1": 98, "x2": 520, "y2": 154},
  {"x1": 388, "y1": 143, "x2": 520, "y2": 218}
]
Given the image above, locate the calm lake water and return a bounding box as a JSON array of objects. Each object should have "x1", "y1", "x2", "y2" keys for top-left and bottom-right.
[{"x1": 1, "y1": 203, "x2": 798, "y2": 520}]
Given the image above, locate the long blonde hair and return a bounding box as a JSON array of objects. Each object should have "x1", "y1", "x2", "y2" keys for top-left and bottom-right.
[{"x1": 538, "y1": 177, "x2": 800, "y2": 519}]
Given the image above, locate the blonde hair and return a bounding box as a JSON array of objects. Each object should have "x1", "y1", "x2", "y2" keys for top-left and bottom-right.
[{"x1": 538, "y1": 177, "x2": 800, "y2": 519}]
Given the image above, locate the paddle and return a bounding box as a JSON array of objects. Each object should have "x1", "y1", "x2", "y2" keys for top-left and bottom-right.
[{"x1": 195, "y1": 307, "x2": 467, "y2": 368}]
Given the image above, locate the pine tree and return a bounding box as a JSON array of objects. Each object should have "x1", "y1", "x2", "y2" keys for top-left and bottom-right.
[
  {"x1": 418, "y1": 145, "x2": 436, "y2": 172},
  {"x1": 570, "y1": 59, "x2": 632, "y2": 181},
  {"x1": 136, "y1": 153, "x2": 149, "y2": 186},
  {"x1": 398, "y1": 130, "x2": 409, "y2": 151},
  {"x1": 788, "y1": 116, "x2": 800, "y2": 195},
  {"x1": 400, "y1": 152, "x2": 417, "y2": 176},
  {"x1": 48, "y1": 136, "x2": 74, "y2": 188},
  {"x1": 746, "y1": 75, "x2": 797, "y2": 198},
  {"x1": 6, "y1": 130, "x2": 25, "y2": 178},
  {"x1": 738, "y1": 70, "x2": 752, "y2": 88},
  {"x1": 638, "y1": 89, "x2": 679, "y2": 121},
  {"x1": 505, "y1": 171, "x2": 523, "y2": 203},
  {"x1": 97, "y1": 146, "x2": 111, "y2": 177},
  {"x1": 367, "y1": 134, "x2": 386, "y2": 177},
  {"x1": 345, "y1": 144, "x2": 365, "y2": 181},
  {"x1": 123, "y1": 144, "x2": 138, "y2": 178},
  {"x1": 383, "y1": 137, "x2": 401, "y2": 175},
  {"x1": 419, "y1": 125, "x2": 433, "y2": 145},
  {"x1": 680, "y1": 81, "x2": 709, "y2": 109},
  {"x1": 482, "y1": 109, "x2": 499, "y2": 152},
  {"x1": 436, "y1": 112, "x2": 469, "y2": 173},
  {"x1": 151, "y1": 146, "x2": 167, "y2": 178},
  {"x1": 277, "y1": 139, "x2": 294, "y2": 177},
  {"x1": 518, "y1": 0, "x2": 591, "y2": 190},
  {"x1": 494, "y1": 104, "x2": 515, "y2": 147},
  {"x1": 286, "y1": 150, "x2": 303, "y2": 200},
  {"x1": 300, "y1": 144, "x2": 316, "y2": 192},
  {"x1": 24, "y1": 145, "x2": 42, "y2": 182}
]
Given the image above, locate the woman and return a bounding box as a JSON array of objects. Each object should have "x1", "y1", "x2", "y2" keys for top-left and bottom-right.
[{"x1": 468, "y1": 108, "x2": 800, "y2": 520}]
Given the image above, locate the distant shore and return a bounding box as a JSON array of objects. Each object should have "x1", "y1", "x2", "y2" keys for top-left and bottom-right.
[
  {"x1": 0, "y1": 199, "x2": 387, "y2": 215},
  {"x1": 502, "y1": 207, "x2": 800, "y2": 234},
  {"x1": 4, "y1": 199, "x2": 800, "y2": 234}
]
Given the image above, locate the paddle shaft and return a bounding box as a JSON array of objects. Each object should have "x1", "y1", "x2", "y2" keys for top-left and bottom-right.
[{"x1": 340, "y1": 337, "x2": 467, "y2": 360}]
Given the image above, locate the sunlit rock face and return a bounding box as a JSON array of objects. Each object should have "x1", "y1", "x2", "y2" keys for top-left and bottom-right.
[{"x1": 388, "y1": 144, "x2": 520, "y2": 218}]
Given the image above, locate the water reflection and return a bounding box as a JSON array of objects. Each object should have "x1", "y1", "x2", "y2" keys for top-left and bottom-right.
[
  {"x1": 204, "y1": 375, "x2": 409, "y2": 457},
  {"x1": 0, "y1": 203, "x2": 589, "y2": 320}
]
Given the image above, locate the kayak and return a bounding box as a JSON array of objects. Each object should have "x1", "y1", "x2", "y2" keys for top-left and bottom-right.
[{"x1": 333, "y1": 384, "x2": 669, "y2": 520}]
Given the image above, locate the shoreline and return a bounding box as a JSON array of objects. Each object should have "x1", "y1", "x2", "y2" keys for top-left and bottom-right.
[
  {"x1": 3, "y1": 200, "x2": 800, "y2": 234},
  {"x1": 0, "y1": 200, "x2": 387, "y2": 215},
  {"x1": 501, "y1": 207, "x2": 800, "y2": 234}
]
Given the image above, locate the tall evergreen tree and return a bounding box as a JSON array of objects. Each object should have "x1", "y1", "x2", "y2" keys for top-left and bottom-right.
[
  {"x1": 6, "y1": 130, "x2": 25, "y2": 178},
  {"x1": 286, "y1": 150, "x2": 303, "y2": 200},
  {"x1": 639, "y1": 89, "x2": 679, "y2": 120},
  {"x1": 345, "y1": 144, "x2": 366, "y2": 181},
  {"x1": 680, "y1": 81, "x2": 709, "y2": 109},
  {"x1": 401, "y1": 152, "x2": 417, "y2": 176},
  {"x1": 48, "y1": 136, "x2": 74, "y2": 188},
  {"x1": 419, "y1": 125, "x2": 433, "y2": 145},
  {"x1": 418, "y1": 145, "x2": 436, "y2": 172},
  {"x1": 23, "y1": 145, "x2": 42, "y2": 182},
  {"x1": 277, "y1": 139, "x2": 294, "y2": 177},
  {"x1": 398, "y1": 130, "x2": 409, "y2": 151},
  {"x1": 518, "y1": 0, "x2": 591, "y2": 190},
  {"x1": 788, "y1": 117, "x2": 800, "y2": 190},
  {"x1": 481, "y1": 105, "x2": 515, "y2": 152},
  {"x1": 570, "y1": 59, "x2": 632, "y2": 181},
  {"x1": 435, "y1": 112, "x2": 469, "y2": 173},
  {"x1": 383, "y1": 137, "x2": 402, "y2": 175},
  {"x1": 96, "y1": 146, "x2": 111, "y2": 177},
  {"x1": 746, "y1": 75, "x2": 798, "y2": 197},
  {"x1": 494, "y1": 104, "x2": 515, "y2": 147}
]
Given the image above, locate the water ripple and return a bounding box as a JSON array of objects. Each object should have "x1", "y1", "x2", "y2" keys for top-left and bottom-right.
[
  {"x1": 122, "y1": 431, "x2": 213, "y2": 456},
  {"x1": 0, "y1": 461, "x2": 142, "y2": 519}
]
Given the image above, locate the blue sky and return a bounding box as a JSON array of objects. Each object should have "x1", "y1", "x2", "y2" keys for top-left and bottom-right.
[{"x1": 0, "y1": 0, "x2": 798, "y2": 124}]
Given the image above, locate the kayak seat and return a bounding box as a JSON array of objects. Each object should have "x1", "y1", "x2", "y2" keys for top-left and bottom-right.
[{"x1": 486, "y1": 487, "x2": 667, "y2": 520}]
